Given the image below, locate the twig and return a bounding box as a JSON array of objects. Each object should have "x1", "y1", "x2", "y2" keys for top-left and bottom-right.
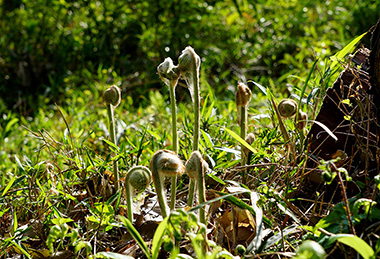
[{"x1": 333, "y1": 163, "x2": 356, "y2": 235}]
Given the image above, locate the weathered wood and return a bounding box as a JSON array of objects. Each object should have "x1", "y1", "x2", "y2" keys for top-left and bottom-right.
[{"x1": 307, "y1": 21, "x2": 380, "y2": 177}]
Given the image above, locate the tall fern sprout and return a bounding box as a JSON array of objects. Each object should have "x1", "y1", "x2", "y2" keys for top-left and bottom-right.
[
  {"x1": 178, "y1": 46, "x2": 201, "y2": 207},
  {"x1": 104, "y1": 85, "x2": 121, "y2": 191},
  {"x1": 150, "y1": 150, "x2": 184, "y2": 218},
  {"x1": 276, "y1": 98, "x2": 298, "y2": 155},
  {"x1": 157, "y1": 57, "x2": 181, "y2": 210},
  {"x1": 278, "y1": 99, "x2": 298, "y2": 118},
  {"x1": 236, "y1": 82, "x2": 251, "y2": 181},
  {"x1": 125, "y1": 166, "x2": 152, "y2": 222},
  {"x1": 185, "y1": 151, "x2": 209, "y2": 225}
]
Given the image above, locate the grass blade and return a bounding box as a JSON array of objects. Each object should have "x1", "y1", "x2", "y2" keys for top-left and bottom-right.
[
  {"x1": 151, "y1": 217, "x2": 169, "y2": 259},
  {"x1": 10, "y1": 240, "x2": 31, "y2": 258},
  {"x1": 95, "y1": 252, "x2": 134, "y2": 259},
  {"x1": 330, "y1": 32, "x2": 367, "y2": 70},
  {"x1": 1, "y1": 175, "x2": 16, "y2": 197},
  {"x1": 309, "y1": 120, "x2": 338, "y2": 142},
  {"x1": 118, "y1": 215, "x2": 151, "y2": 259},
  {"x1": 223, "y1": 127, "x2": 257, "y2": 153},
  {"x1": 298, "y1": 59, "x2": 318, "y2": 111},
  {"x1": 262, "y1": 225, "x2": 297, "y2": 251},
  {"x1": 189, "y1": 190, "x2": 247, "y2": 212},
  {"x1": 248, "y1": 80, "x2": 267, "y2": 95},
  {"x1": 214, "y1": 191, "x2": 272, "y2": 227},
  {"x1": 246, "y1": 192, "x2": 264, "y2": 253}
]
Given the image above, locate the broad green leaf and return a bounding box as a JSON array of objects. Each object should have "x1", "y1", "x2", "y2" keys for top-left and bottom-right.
[
  {"x1": 118, "y1": 215, "x2": 151, "y2": 259},
  {"x1": 216, "y1": 250, "x2": 235, "y2": 259},
  {"x1": 375, "y1": 175, "x2": 380, "y2": 191},
  {"x1": 47, "y1": 224, "x2": 64, "y2": 252},
  {"x1": 335, "y1": 234, "x2": 374, "y2": 259}
]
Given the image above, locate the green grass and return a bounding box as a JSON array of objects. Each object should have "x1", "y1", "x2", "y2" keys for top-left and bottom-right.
[
  {"x1": 2, "y1": 46, "x2": 378, "y2": 257},
  {"x1": 1, "y1": 1, "x2": 380, "y2": 258}
]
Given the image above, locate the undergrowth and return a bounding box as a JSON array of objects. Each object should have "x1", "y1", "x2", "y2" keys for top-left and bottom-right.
[{"x1": 1, "y1": 32, "x2": 380, "y2": 259}]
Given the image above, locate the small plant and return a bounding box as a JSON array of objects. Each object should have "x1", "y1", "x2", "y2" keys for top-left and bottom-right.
[
  {"x1": 124, "y1": 165, "x2": 152, "y2": 222},
  {"x1": 47, "y1": 217, "x2": 91, "y2": 257},
  {"x1": 119, "y1": 209, "x2": 234, "y2": 259},
  {"x1": 236, "y1": 82, "x2": 252, "y2": 181},
  {"x1": 278, "y1": 98, "x2": 298, "y2": 118},
  {"x1": 157, "y1": 57, "x2": 181, "y2": 210},
  {"x1": 150, "y1": 150, "x2": 185, "y2": 218},
  {"x1": 178, "y1": 46, "x2": 202, "y2": 207},
  {"x1": 271, "y1": 97, "x2": 297, "y2": 155},
  {"x1": 103, "y1": 85, "x2": 122, "y2": 191},
  {"x1": 185, "y1": 151, "x2": 209, "y2": 225},
  {"x1": 276, "y1": 98, "x2": 309, "y2": 151}
]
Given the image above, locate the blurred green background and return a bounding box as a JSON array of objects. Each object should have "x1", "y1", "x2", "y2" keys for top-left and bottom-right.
[{"x1": 0, "y1": 0, "x2": 379, "y2": 116}]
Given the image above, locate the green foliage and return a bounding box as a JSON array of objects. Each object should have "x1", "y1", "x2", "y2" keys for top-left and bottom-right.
[
  {"x1": 305, "y1": 197, "x2": 380, "y2": 257},
  {"x1": 46, "y1": 218, "x2": 91, "y2": 255},
  {"x1": 1, "y1": 1, "x2": 380, "y2": 258},
  {"x1": 1, "y1": 0, "x2": 379, "y2": 114},
  {"x1": 328, "y1": 235, "x2": 375, "y2": 259}
]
